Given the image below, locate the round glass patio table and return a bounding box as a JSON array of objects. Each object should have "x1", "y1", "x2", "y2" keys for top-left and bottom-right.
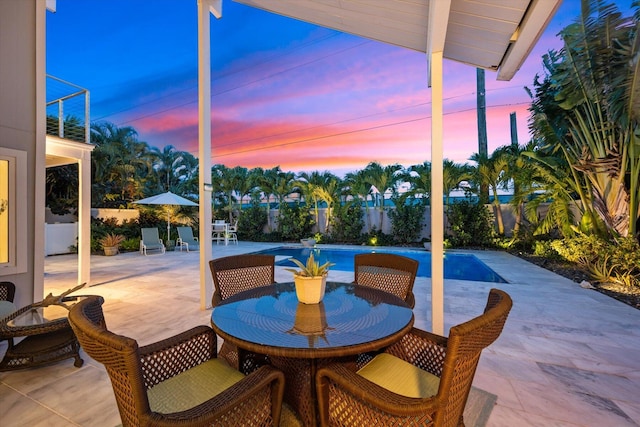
[{"x1": 211, "y1": 281, "x2": 414, "y2": 426}]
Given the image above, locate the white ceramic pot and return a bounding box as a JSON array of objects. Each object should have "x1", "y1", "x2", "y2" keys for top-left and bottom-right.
[
  {"x1": 300, "y1": 238, "x2": 316, "y2": 248},
  {"x1": 293, "y1": 275, "x2": 327, "y2": 304}
]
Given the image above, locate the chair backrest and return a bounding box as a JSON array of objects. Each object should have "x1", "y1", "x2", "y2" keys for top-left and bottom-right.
[
  {"x1": 353, "y1": 253, "x2": 419, "y2": 308},
  {"x1": 68, "y1": 296, "x2": 151, "y2": 426},
  {"x1": 209, "y1": 255, "x2": 275, "y2": 307},
  {"x1": 177, "y1": 226, "x2": 196, "y2": 243},
  {"x1": 212, "y1": 222, "x2": 227, "y2": 232},
  {"x1": 141, "y1": 227, "x2": 162, "y2": 244},
  {"x1": 0, "y1": 281, "x2": 16, "y2": 302},
  {"x1": 435, "y1": 288, "x2": 512, "y2": 427}
]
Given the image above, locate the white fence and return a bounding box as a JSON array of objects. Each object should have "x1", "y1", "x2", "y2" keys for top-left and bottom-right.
[{"x1": 44, "y1": 222, "x2": 77, "y2": 255}]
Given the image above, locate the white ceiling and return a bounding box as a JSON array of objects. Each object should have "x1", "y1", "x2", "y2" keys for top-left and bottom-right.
[{"x1": 233, "y1": 0, "x2": 561, "y2": 81}]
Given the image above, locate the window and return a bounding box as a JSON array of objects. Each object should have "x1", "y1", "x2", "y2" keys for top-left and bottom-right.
[{"x1": 0, "y1": 147, "x2": 27, "y2": 275}]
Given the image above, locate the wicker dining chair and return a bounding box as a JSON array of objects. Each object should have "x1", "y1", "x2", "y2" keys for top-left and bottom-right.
[
  {"x1": 68, "y1": 295, "x2": 287, "y2": 427},
  {"x1": 353, "y1": 253, "x2": 419, "y2": 308},
  {"x1": 316, "y1": 288, "x2": 513, "y2": 427},
  {"x1": 209, "y1": 254, "x2": 276, "y2": 371}
]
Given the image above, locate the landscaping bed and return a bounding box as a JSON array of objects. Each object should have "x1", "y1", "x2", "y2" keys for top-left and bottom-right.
[{"x1": 514, "y1": 252, "x2": 640, "y2": 310}]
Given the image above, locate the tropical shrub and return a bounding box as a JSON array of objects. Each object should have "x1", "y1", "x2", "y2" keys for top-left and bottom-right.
[
  {"x1": 237, "y1": 202, "x2": 268, "y2": 241},
  {"x1": 446, "y1": 200, "x2": 496, "y2": 248},
  {"x1": 551, "y1": 234, "x2": 640, "y2": 288},
  {"x1": 388, "y1": 195, "x2": 425, "y2": 244},
  {"x1": 330, "y1": 202, "x2": 364, "y2": 243},
  {"x1": 361, "y1": 227, "x2": 395, "y2": 246},
  {"x1": 278, "y1": 202, "x2": 314, "y2": 241}
]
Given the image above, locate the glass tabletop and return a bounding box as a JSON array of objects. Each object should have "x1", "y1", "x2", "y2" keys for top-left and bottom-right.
[
  {"x1": 211, "y1": 282, "x2": 414, "y2": 355},
  {"x1": 1, "y1": 295, "x2": 88, "y2": 331},
  {"x1": 7, "y1": 304, "x2": 70, "y2": 327}
]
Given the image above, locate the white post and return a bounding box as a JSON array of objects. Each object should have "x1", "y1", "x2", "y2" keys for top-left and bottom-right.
[
  {"x1": 430, "y1": 51, "x2": 445, "y2": 335},
  {"x1": 197, "y1": 0, "x2": 220, "y2": 309},
  {"x1": 78, "y1": 150, "x2": 91, "y2": 286}
]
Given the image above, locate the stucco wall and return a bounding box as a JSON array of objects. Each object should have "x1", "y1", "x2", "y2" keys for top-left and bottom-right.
[{"x1": 0, "y1": 0, "x2": 45, "y2": 307}]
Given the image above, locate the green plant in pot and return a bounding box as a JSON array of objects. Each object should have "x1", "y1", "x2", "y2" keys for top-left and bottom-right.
[
  {"x1": 98, "y1": 233, "x2": 125, "y2": 256},
  {"x1": 285, "y1": 253, "x2": 334, "y2": 304}
]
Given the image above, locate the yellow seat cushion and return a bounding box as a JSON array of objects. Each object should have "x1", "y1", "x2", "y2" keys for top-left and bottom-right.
[
  {"x1": 357, "y1": 353, "x2": 440, "y2": 398},
  {"x1": 148, "y1": 358, "x2": 244, "y2": 413}
]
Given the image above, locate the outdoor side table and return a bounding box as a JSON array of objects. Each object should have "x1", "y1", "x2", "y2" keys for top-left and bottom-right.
[
  {"x1": 0, "y1": 296, "x2": 88, "y2": 371},
  {"x1": 211, "y1": 282, "x2": 414, "y2": 427}
]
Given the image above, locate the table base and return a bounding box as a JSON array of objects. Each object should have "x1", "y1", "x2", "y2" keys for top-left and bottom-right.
[
  {"x1": 270, "y1": 356, "x2": 357, "y2": 427},
  {"x1": 0, "y1": 328, "x2": 83, "y2": 371}
]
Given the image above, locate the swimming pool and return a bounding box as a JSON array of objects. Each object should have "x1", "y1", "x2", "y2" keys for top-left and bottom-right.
[{"x1": 251, "y1": 246, "x2": 507, "y2": 283}]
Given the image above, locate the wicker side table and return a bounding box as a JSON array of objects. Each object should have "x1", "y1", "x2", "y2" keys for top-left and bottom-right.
[{"x1": 0, "y1": 296, "x2": 87, "y2": 371}]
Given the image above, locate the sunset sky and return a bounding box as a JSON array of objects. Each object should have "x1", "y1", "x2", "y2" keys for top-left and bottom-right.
[{"x1": 46, "y1": 0, "x2": 631, "y2": 177}]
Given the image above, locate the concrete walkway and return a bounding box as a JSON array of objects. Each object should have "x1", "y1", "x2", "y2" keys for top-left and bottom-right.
[{"x1": 1, "y1": 242, "x2": 639, "y2": 426}]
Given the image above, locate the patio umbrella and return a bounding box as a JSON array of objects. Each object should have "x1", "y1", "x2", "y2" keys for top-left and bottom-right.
[{"x1": 133, "y1": 191, "x2": 198, "y2": 240}]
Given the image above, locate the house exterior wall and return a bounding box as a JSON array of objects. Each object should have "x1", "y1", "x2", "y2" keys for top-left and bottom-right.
[{"x1": 0, "y1": 0, "x2": 46, "y2": 307}]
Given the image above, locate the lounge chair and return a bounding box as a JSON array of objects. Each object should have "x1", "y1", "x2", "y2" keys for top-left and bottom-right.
[
  {"x1": 68, "y1": 295, "x2": 288, "y2": 426},
  {"x1": 139, "y1": 227, "x2": 165, "y2": 255},
  {"x1": 353, "y1": 253, "x2": 419, "y2": 308},
  {"x1": 316, "y1": 288, "x2": 513, "y2": 427},
  {"x1": 176, "y1": 226, "x2": 199, "y2": 252}
]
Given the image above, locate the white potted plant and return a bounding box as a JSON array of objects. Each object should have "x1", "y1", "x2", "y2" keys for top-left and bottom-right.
[{"x1": 285, "y1": 253, "x2": 334, "y2": 304}]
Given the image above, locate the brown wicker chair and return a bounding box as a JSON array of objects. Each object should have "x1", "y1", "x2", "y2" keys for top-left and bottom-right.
[
  {"x1": 209, "y1": 254, "x2": 276, "y2": 371},
  {"x1": 353, "y1": 253, "x2": 419, "y2": 308},
  {"x1": 316, "y1": 288, "x2": 513, "y2": 427},
  {"x1": 0, "y1": 281, "x2": 17, "y2": 344},
  {"x1": 0, "y1": 281, "x2": 16, "y2": 303},
  {"x1": 68, "y1": 295, "x2": 286, "y2": 427}
]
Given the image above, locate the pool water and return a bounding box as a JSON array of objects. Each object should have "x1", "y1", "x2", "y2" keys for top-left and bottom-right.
[{"x1": 252, "y1": 246, "x2": 507, "y2": 283}]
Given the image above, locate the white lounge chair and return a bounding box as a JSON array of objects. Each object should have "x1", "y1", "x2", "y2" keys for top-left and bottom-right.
[
  {"x1": 176, "y1": 226, "x2": 199, "y2": 252},
  {"x1": 140, "y1": 227, "x2": 165, "y2": 255}
]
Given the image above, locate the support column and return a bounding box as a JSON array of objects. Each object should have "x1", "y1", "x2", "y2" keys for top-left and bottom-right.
[
  {"x1": 78, "y1": 151, "x2": 91, "y2": 286},
  {"x1": 430, "y1": 51, "x2": 444, "y2": 336},
  {"x1": 197, "y1": 0, "x2": 220, "y2": 309}
]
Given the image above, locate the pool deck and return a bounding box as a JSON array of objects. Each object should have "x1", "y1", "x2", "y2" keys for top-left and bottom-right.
[{"x1": 1, "y1": 241, "x2": 639, "y2": 426}]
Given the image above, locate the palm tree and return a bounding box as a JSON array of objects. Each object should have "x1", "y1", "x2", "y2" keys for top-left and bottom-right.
[
  {"x1": 231, "y1": 166, "x2": 251, "y2": 214},
  {"x1": 90, "y1": 122, "x2": 153, "y2": 206},
  {"x1": 406, "y1": 162, "x2": 431, "y2": 204},
  {"x1": 469, "y1": 150, "x2": 509, "y2": 235},
  {"x1": 313, "y1": 173, "x2": 341, "y2": 233},
  {"x1": 296, "y1": 171, "x2": 323, "y2": 229},
  {"x1": 443, "y1": 160, "x2": 473, "y2": 206},
  {"x1": 343, "y1": 169, "x2": 373, "y2": 232},
  {"x1": 499, "y1": 142, "x2": 538, "y2": 235},
  {"x1": 256, "y1": 166, "x2": 291, "y2": 232},
  {"x1": 527, "y1": 0, "x2": 639, "y2": 238},
  {"x1": 150, "y1": 145, "x2": 193, "y2": 194},
  {"x1": 362, "y1": 162, "x2": 403, "y2": 231},
  {"x1": 272, "y1": 169, "x2": 296, "y2": 208}
]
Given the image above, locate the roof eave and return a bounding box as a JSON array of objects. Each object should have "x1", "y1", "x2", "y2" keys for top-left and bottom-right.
[{"x1": 496, "y1": 0, "x2": 562, "y2": 81}]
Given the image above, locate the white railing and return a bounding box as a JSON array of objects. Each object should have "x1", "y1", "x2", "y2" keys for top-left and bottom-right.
[{"x1": 46, "y1": 75, "x2": 90, "y2": 143}]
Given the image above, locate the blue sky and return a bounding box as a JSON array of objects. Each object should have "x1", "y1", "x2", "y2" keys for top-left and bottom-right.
[{"x1": 46, "y1": 0, "x2": 633, "y2": 177}]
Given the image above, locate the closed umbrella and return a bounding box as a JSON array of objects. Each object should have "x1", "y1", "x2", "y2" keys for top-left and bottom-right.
[{"x1": 133, "y1": 191, "x2": 198, "y2": 240}]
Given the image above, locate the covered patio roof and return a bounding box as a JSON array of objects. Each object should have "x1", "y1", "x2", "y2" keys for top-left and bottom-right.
[
  {"x1": 233, "y1": 0, "x2": 561, "y2": 80},
  {"x1": 197, "y1": 0, "x2": 561, "y2": 334}
]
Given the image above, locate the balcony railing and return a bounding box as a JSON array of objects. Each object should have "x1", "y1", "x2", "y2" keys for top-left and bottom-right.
[{"x1": 46, "y1": 75, "x2": 90, "y2": 144}]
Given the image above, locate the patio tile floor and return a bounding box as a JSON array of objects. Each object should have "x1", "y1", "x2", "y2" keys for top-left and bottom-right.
[{"x1": 1, "y1": 242, "x2": 638, "y2": 426}]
